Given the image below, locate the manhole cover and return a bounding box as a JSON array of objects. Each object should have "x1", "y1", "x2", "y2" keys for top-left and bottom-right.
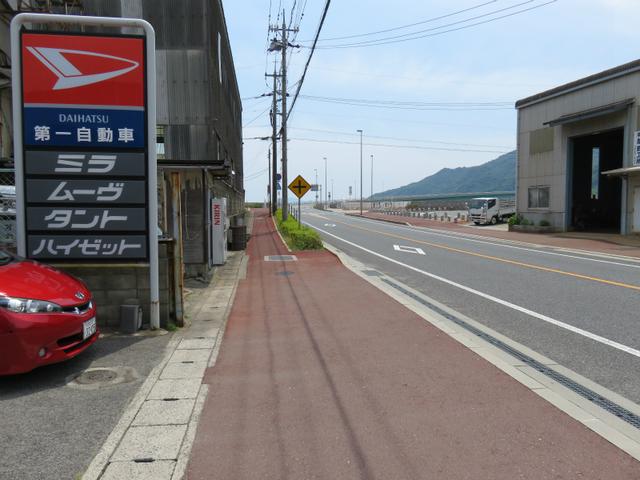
[
  {"x1": 264, "y1": 255, "x2": 298, "y2": 262},
  {"x1": 66, "y1": 366, "x2": 139, "y2": 390},
  {"x1": 75, "y1": 369, "x2": 118, "y2": 384}
]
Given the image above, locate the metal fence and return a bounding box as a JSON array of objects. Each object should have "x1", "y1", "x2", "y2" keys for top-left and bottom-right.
[{"x1": 0, "y1": 168, "x2": 16, "y2": 251}]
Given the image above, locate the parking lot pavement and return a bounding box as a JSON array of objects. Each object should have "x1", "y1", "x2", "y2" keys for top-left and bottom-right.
[{"x1": 0, "y1": 330, "x2": 172, "y2": 480}]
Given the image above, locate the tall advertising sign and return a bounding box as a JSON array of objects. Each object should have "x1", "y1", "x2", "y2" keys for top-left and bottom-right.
[
  {"x1": 20, "y1": 32, "x2": 147, "y2": 260},
  {"x1": 12, "y1": 13, "x2": 159, "y2": 329}
]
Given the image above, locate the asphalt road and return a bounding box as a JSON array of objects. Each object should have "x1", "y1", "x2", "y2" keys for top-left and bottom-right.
[
  {"x1": 0, "y1": 332, "x2": 171, "y2": 480},
  {"x1": 302, "y1": 208, "x2": 640, "y2": 405}
]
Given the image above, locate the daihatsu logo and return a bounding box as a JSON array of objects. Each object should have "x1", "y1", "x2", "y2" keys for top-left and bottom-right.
[{"x1": 26, "y1": 47, "x2": 139, "y2": 90}]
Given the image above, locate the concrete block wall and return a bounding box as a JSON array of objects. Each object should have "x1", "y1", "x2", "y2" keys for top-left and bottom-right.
[{"x1": 58, "y1": 241, "x2": 175, "y2": 330}]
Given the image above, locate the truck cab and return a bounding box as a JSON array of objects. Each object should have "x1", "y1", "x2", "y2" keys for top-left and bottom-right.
[{"x1": 468, "y1": 197, "x2": 515, "y2": 225}]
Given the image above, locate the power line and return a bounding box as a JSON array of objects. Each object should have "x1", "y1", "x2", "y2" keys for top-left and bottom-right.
[
  {"x1": 279, "y1": 136, "x2": 512, "y2": 154},
  {"x1": 285, "y1": 126, "x2": 513, "y2": 149},
  {"x1": 243, "y1": 105, "x2": 271, "y2": 128},
  {"x1": 300, "y1": 94, "x2": 513, "y2": 107},
  {"x1": 298, "y1": 95, "x2": 513, "y2": 111},
  {"x1": 313, "y1": 0, "x2": 558, "y2": 49},
  {"x1": 309, "y1": 0, "x2": 497, "y2": 43},
  {"x1": 286, "y1": 0, "x2": 332, "y2": 121},
  {"x1": 314, "y1": 0, "x2": 537, "y2": 47}
]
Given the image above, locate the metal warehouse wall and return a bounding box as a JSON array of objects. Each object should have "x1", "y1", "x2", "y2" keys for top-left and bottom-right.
[
  {"x1": 83, "y1": 0, "x2": 243, "y2": 177},
  {"x1": 517, "y1": 70, "x2": 640, "y2": 232}
]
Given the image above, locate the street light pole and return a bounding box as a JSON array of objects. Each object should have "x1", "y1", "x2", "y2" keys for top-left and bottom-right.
[
  {"x1": 357, "y1": 129, "x2": 363, "y2": 215},
  {"x1": 314, "y1": 168, "x2": 318, "y2": 205},
  {"x1": 324, "y1": 156, "x2": 327, "y2": 209},
  {"x1": 370, "y1": 154, "x2": 374, "y2": 205}
]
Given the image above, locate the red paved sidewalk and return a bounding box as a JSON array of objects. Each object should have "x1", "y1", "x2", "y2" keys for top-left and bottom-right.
[
  {"x1": 187, "y1": 209, "x2": 640, "y2": 480},
  {"x1": 356, "y1": 211, "x2": 640, "y2": 258}
]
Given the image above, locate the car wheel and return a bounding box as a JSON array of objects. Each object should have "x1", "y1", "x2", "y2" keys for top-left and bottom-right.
[{"x1": 490, "y1": 216, "x2": 497, "y2": 225}]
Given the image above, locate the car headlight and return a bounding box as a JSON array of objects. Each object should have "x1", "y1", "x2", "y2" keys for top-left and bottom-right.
[{"x1": 0, "y1": 296, "x2": 62, "y2": 313}]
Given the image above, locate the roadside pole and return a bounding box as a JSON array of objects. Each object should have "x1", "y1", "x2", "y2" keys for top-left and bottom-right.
[{"x1": 288, "y1": 175, "x2": 311, "y2": 228}]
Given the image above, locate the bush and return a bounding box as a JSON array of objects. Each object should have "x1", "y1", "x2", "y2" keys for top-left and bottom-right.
[
  {"x1": 508, "y1": 214, "x2": 522, "y2": 226},
  {"x1": 539, "y1": 220, "x2": 551, "y2": 227},
  {"x1": 275, "y1": 209, "x2": 323, "y2": 250},
  {"x1": 520, "y1": 218, "x2": 532, "y2": 226}
]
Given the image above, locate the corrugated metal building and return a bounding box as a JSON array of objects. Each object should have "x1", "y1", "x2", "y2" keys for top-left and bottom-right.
[
  {"x1": 84, "y1": 0, "x2": 244, "y2": 276},
  {"x1": 516, "y1": 61, "x2": 640, "y2": 234}
]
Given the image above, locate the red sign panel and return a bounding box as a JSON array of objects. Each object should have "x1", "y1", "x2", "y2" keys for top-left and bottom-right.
[{"x1": 22, "y1": 33, "x2": 144, "y2": 107}]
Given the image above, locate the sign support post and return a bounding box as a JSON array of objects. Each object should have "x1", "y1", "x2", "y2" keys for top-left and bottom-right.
[
  {"x1": 11, "y1": 13, "x2": 160, "y2": 330},
  {"x1": 288, "y1": 174, "x2": 311, "y2": 229}
]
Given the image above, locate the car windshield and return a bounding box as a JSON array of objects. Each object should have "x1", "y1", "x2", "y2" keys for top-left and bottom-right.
[
  {"x1": 469, "y1": 200, "x2": 486, "y2": 209},
  {"x1": 0, "y1": 250, "x2": 14, "y2": 266}
]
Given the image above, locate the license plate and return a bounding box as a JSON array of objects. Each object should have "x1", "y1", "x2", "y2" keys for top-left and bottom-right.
[{"x1": 83, "y1": 317, "x2": 97, "y2": 340}]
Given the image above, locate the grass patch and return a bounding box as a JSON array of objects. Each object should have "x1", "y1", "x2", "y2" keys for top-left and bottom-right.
[
  {"x1": 275, "y1": 209, "x2": 323, "y2": 250},
  {"x1": 165, "y1": 322, "x2": 178, "y2": 332}
]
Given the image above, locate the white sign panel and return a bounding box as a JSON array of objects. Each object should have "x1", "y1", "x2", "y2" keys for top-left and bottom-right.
[{"x1": 634, "y1": 131, "x2": 640, "y2": 166}]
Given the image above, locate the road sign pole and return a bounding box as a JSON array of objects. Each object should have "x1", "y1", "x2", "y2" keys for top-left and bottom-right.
[{"x1": 298, "y1": 197, "x2": 301, "y2": 228}]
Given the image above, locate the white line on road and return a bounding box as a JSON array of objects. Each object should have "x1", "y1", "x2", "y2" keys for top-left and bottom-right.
[
  {"x1": 329, "y1": 213, "x2": 640, "y2": 269},
  {"x1": 393, "y1": 244, "x2": 425, "y2": 255},
  {"x1": 311, "y1": 224, "x2": 640, "y2": 359}
]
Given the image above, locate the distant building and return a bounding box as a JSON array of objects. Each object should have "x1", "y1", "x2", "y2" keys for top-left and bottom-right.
[{"x1": 516, "y1": 60, "x2": 640, "y2": 234}]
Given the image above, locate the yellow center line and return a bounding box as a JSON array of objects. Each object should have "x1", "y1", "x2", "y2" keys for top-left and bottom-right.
[{"x1": 328, "y1": 217, "x2": 640, "y2": 292}]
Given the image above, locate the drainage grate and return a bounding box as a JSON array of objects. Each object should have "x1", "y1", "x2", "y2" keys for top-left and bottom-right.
[
  {"x1": 381, "y1": 278, "x2": 640, "y2": 430},
  {"x1": 362, "y1": 269, "x2": 383, "y2": 277},
  {"x1": 264, "y1": 255, "x2": 298, "y2": 262}
]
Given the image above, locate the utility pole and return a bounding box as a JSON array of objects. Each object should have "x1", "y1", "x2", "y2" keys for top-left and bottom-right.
[
  {"x1": 268, "y1": 12, "x2": 298, "y2": 221},
  {"x1": 268, "y1": 148, "x2": 271, "y2": 210},
  {"x1": 269, "y1": 14, "x2": 299, "y2": 220},
  {"x1": 265, "y1": 65, "x2": 279, "y2": 215},
  {"x1": 280, "y1": 18, "x2": 289, "y2": 221},
  {"x1": 357, "y1": 129, "x2": 363, "y2": 215},
  {"x1": 271, "y1": 66, "x2": 278, "y2": 214}
]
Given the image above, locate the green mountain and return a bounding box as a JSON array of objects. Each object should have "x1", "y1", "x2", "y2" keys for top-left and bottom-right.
[{"x1": 373, "y1": 150, "x2": 516, "y2": 198}]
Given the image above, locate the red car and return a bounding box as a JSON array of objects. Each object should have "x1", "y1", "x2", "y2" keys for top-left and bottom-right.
[{"x1": 0, "y1": 250, "x2": 98, "y2": 375}]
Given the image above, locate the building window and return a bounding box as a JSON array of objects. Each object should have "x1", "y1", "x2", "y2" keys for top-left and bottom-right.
[
  {"x1": 528, "y1": 186, "x2": 550, "y2": 209},
  {"x1": 591, "y1": 147, "x2": 600, "y2": 200}
]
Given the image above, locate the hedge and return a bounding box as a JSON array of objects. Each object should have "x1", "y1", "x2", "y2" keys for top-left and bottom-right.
[{"x1": 275, "y1": 209, "x2": 323, "y2": 250}]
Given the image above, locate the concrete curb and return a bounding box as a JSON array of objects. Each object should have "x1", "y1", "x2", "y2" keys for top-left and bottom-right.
[
  {"x1": 81, "y1": 252, "x2": 246, "y2": 480},
  {"x1": 323, "y1": 241, "x2": 640, "y2": 462}
]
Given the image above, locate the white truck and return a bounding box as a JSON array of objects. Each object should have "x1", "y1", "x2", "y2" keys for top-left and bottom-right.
[{"x1": 468, "y1": 197, "x2": 515, "y2": 225}]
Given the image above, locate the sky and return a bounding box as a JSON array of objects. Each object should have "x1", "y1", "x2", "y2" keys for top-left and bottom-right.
[{"x1": 222, "y1": 0, "x2": 640, "y2": 202}]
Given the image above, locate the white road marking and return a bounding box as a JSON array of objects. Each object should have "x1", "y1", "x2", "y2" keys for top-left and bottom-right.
[
  {"x1": 310, "y1": 224, "x2": 640, "y2": 359},
  {"x1": 393, "y1": 244, "x2": 425, "y2": 255},
  {"x1": 329, "y1": 213, "x2": 640, "y2": 269},
  {"x1": 324, "y1": 223, "x2": 337, "y2": 227}
]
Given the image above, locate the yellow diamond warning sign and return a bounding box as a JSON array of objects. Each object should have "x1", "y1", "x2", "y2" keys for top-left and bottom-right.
[{"x1": 288, "y1": 175, "x2": 312, "y2": 199}]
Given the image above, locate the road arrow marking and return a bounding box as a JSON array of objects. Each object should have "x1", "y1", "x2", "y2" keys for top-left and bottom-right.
[{"x1": 394, "y1": 245, "x2": 425, "y2": 255}]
